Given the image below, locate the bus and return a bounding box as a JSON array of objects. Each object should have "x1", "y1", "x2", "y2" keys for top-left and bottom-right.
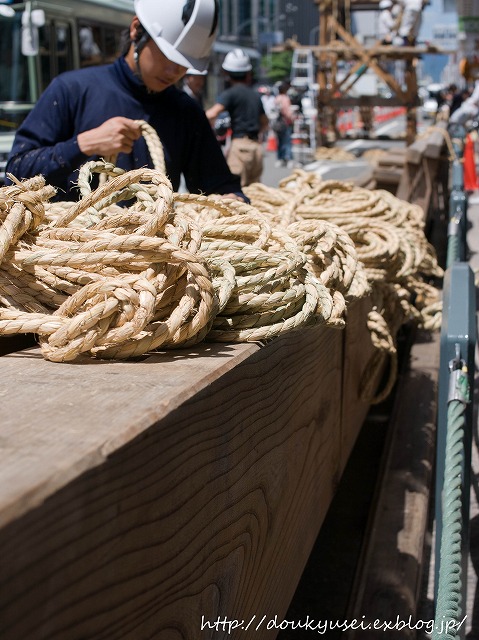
[{"x1": 0, "y1": 0, "x2": 135, "y2": 182}]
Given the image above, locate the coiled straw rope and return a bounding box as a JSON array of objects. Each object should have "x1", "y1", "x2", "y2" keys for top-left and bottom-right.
[
  {"x1": 244, "y1": 172, "x2": 443, "y2": 403},
  {"x1": 0, "y1": 121, "x2": 443, "y2": 404}
]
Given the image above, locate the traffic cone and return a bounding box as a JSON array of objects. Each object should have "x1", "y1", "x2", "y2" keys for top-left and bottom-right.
[
  {"x1": 266, "y1": 129, "x2": 277, "y2": 152},
  {"x1": 463, "y1": 133, "x2": 479, "y2": 191}
]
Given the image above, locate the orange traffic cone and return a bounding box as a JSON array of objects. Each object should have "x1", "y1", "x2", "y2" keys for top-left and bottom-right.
[
  {"x1": 266, "y1": 129, "x2": 277, "y2": 152},
  {"x1": 464, "y1": 133, "x2": 479, "y2": 191}
]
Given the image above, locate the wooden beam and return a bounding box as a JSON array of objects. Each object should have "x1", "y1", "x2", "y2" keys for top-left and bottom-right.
[
  {"x1": 306, "y1": 45, "x2": 456, "y2": 57},
  {"x1": 395, "y1": 124, "x2": 449, "y2": 218},
  {"x1": 0, "y1": 303, "x2": 383, "y2": 639},
  {"x1": 331, "y1": 19, "x2": 405, "y2": 99}
]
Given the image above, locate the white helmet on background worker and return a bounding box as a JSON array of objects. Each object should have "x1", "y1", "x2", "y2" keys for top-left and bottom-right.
[
  {"x1": 222, "y1": 48, "x2": 252, "y2": 73},
  {"x1": 134, "y1": 0, "x2": 219, "y2": 72},
  {"x1": 379, "y1": 0, "x2": 393, "y2": 8}
]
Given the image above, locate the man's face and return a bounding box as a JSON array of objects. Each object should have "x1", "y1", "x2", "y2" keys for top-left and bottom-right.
[
  {"x1": 140, "y1": 40, "x2": 188, "y2": 92},
  {"x1": 186, "y1": 74, "x2": 205, "y2": 93},
  {"x1": 128, "y1": 19, "x2": 188, "y2": 92}
]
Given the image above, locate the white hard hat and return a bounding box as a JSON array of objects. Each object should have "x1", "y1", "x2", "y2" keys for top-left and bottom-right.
[
  {"x1": 134, "y1": 0, "x2": 219, "y2": 72},
  {"x1": 379, "y1": 0, "x2": 393, "y2": 8},
  {"x1": 185, "y1": 68, "x2": 208, "y2": 75},
  {"x1": 222, "y1": 48, "x2": 252, "y2": 73}
]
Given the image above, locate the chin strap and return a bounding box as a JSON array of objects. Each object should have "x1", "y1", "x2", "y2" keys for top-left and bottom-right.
[{"x1": 133, "y1": 30, "x2": 151, "y2": 82}]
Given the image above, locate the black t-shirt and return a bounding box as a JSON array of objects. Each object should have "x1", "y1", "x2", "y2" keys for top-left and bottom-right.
[{"x1": 217, "y1": 83, "x2": 265, "y2": 138}]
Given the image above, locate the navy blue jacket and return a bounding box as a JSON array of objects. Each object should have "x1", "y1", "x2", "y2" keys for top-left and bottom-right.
[{"x1": 6, "y1": 57, "x2": 243, "y2": 200}]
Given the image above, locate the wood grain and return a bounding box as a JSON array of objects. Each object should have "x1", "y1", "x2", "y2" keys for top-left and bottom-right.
[
  {"x1": 341, "y1": 297, "x2": 385, "y2": 472},
  {"x1": 0, "y1": 322, "x2": 356, "y2": 640},
  {"x1": 0, "y1": 342, "x2": 259, "y2": 526}
]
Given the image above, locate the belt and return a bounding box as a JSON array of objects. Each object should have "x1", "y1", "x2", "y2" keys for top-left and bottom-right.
[{"x1": 232, "y1": 133, "x2": 259, "y2": 141}]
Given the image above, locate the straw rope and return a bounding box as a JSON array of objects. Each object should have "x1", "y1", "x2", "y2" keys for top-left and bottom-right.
[
  {"x1": 314, "y1": 146, "x2": 356, "y2": 162},
  {"x1": 244, "y1": 170, "x2": 443, "y2": 403},
  {"x1": 0, "y1": 123, "x2": 443, "y2": 405}
]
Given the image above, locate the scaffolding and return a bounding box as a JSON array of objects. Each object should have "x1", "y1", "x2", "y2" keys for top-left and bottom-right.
[
  {"x1": 307, "y1": 0, "x2": 453, "y2": 145},
  {"x1": 292, "y1": 114, "x2": 317, "y2": 165},
  {"x1": 290, "y1": 49, "x2": 318, "y2": 164}
]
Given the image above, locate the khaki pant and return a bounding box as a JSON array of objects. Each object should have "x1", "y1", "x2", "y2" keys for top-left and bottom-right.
[{"x1": 227, "y1": 137, "x2": 263, "y2": 187}]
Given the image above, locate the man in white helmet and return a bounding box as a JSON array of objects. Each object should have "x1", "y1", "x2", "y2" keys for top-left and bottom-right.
[
  {"x1": 398, "y1": 0, "x2": 424, "y2": 45},
  {"x1": 206, "y1": 49, "x2": 269, "y2": 187},
  {"x1": 378, "y1": 0, "x2": 396, "y2": 44},
  {"x1": 6, "y1": 0, "x2": 246, "y2": 201},
  {"x1": 182, "y1": 68, "x2": 207, "y2": 108}
]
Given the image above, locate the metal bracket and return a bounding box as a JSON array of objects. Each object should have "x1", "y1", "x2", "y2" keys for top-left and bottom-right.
[{"x1": 448, "y1": 344, "x2": 470, "y2": 405}]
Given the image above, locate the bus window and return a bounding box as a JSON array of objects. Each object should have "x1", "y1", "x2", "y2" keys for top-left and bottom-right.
[
  {"x1": 79, "y1": 25, "x2": 102, "y2": 65},
  {"x1": 78, "y1": 21, "x2": 126, "y2": 67},
  {"x1": 38, "y1": 20, "x2": 52, "y2": 92},
  {"x1": 103, "y1": 25, "x2": 125, "y2": 63},
  {"x1": 56, "y1": 23, "x2": 73, "y2": 75},
  {"x1": 38, "y1": 20, "x2": 73, "y2": 93},
  {"x1": 0, "y1": 11, "x2": 29, "y2": 103}
]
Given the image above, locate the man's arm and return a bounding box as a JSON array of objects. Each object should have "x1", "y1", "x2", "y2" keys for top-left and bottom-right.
[
  {"x1": 6, "y1": 77, "x2": 141, "y2": 188},
  {"x1": 205, "y1": 102, "x2": 226, "y2": 127}
]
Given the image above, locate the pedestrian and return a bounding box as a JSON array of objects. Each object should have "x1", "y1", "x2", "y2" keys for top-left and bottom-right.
[
  {"x1": 272, "y1": 81, "x2": 295, "y2": 168},
  {"x1": 391, "y1": 1, "x2": 405, "y2": 45},
  {"x1": 205, "y1": 48, "x2": 269, "y2": 187},
  {"x1": 258, "y1": 85, "x2": 276, "y2": 122},
  {"x1": 391, "y1": 1, "x2": 403, "y2": 24},
  {"x1": 398, "y1": 0, "x2": 423, "y2": 45},
  {"x1": 449, "y1": 85, "x2": 469, "y2": 117},
  {"x1": 378, "y1": 0, "x2": 395, "y2": 45},
  {"x1": 449, "y1": 79, "x2": 479, "y2": 126},
  {"x1": 182, "y1": 68, "x2": 207, "y2": 107},
  {"x1": 79, "y1": 26, "x2": 102, "y2": 63},
  {"x1": 6, "y1": 0, "x2": 247, "y2": 202}
]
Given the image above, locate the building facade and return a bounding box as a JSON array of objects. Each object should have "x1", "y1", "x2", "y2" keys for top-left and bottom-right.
[{"x1": 217, "y1": 0, "x2": 320, "y2": 50}]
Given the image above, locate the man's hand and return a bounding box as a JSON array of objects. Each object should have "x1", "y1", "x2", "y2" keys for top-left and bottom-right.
[{"x1": 77, "y1": 117, "x2": 142, "y2": 157}]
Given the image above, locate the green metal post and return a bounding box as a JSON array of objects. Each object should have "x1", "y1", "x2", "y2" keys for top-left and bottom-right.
[{"x1": 435, "y1": 263, "x2": 476, "y2": 633}]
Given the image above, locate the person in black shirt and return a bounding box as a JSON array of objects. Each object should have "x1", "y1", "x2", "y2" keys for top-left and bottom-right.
[
  {"x1": 206, "y1": 49, "x2": 269, "y2": 187},
  {"x1": 449, "y1": 84, "x2": 470, "y2": 117}
]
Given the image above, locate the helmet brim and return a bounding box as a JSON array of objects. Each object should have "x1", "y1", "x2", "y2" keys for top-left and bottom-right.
[
  {"x1": 153, "y1": 36, "x2": 209, "y2": 71},
  {"x1": 222, "y1": 63, "x2": 252, "y2": 72}
]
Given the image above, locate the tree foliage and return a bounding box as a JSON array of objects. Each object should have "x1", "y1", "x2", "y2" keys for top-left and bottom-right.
[{"x1": 261, "y1": 50, "x2": 293, "y2": 83}]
